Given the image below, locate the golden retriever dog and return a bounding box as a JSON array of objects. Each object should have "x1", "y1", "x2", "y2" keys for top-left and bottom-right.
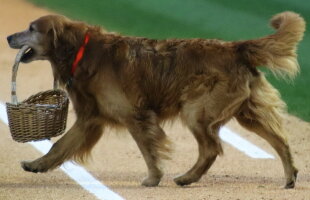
[{"x1": 7, "y1": 11, "x2": 305, "y2": 188}]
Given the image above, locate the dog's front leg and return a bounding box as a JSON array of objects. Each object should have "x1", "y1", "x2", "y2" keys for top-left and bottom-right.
[{"x1": 21, "y1": 119, "x2": 103, "y2": 173}]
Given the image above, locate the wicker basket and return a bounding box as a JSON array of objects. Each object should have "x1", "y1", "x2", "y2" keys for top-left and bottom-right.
[{"x1": 6, "y1": 46, "x2": 69, "y2": 143}]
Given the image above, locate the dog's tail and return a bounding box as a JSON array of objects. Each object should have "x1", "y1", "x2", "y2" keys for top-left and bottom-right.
[{"x1": 236, "y1": 11, "x2": 306, "y2": 79}]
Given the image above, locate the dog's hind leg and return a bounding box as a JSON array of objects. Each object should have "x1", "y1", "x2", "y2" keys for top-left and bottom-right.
[
  {"x1": 126, "y1": 110, "x2": 171, "y2": 187},
  {"x1": 21, "y1": 118, "x2": 103, "y2": 173},
  {"x1": 174, "y1": 102, "x2": 223, "y2": 186},
  {"x1": 175, "y1": 78, "x2": 250, "y2": 186},
  {"x1": 235, "y1": 78, "x2": 297, "y2": 188},
  {"x1": 236, "y1": 110, "x2": 297, "y2": 188},
  {"x1": 174, "y1": 118, "x2": 222, "y2": 186}
]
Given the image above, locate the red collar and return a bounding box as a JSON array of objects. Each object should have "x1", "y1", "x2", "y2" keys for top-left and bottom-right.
[{"x1": 71, "y1": 32, "x2": 90, "y2": 75}]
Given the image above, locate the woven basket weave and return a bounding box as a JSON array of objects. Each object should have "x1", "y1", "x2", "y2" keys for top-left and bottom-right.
[{"x1": 6, "y1": 46, "x2": 69, "y2": 143}]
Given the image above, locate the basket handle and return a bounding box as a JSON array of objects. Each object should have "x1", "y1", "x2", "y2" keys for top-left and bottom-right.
[
  {"x1": 11, "y1": 46, "x2": 28, "y2": 105},
  {"x1": 53, "y1": 78, "x2": 59, "y2": 90},
  {"x1": 11, "y1": 45, "x2": 59, "y2": 105}
]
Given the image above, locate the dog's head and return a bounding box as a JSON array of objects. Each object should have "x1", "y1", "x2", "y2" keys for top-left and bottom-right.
[{"x1": 7, "y1": 15, "x2": 85, "y2": 63}]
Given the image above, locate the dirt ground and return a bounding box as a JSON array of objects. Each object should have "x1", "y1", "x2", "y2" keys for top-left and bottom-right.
[{"x1": 0, "y1": 0, "x2": 309, "y2": 199}]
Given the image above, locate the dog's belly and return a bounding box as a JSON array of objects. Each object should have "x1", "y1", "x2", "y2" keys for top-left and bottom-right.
[{"x1": 96, "y1": 88, "x2": 133, "y2": 125}]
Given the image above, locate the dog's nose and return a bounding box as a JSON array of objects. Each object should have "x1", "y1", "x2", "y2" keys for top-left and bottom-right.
[{"x1": 7, "y1": 35, "x2": 13, "y2": 44}]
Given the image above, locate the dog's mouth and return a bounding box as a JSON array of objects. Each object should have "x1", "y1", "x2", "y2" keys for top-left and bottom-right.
[{"x1": 21, "y1": 47, "x2": 36, "y2": 62}]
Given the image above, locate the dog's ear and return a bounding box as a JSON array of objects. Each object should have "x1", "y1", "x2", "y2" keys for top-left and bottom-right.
[
  {"x1": 34, "y1": 15, "x2": 67, "y2": 48},
  {"x1": 49, "y1": 16, "x2": 88, "y2": 48},
  {"x1": 48, "y1": 16, "x2": 67, "y2": 48},
  {"x1": 50, "y1": 22, "x2": 63, "y2": 48}
]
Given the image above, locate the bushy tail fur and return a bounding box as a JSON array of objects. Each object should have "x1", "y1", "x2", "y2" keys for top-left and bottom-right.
[{"x1": 237, "y1": 11, "x2": 306, "y2": 79}]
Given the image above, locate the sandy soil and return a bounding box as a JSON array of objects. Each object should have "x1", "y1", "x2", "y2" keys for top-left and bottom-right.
[{"x1": 0, "y1": 1, "x2": 309, "y2": 199}]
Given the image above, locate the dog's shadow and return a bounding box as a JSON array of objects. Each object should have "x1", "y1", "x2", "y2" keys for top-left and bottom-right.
[{"x1": 99, "y1": 172, "x2": 283, "y2": 189}]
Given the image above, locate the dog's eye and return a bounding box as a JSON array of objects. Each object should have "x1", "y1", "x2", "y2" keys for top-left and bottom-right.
[{"x1": 29, "y1": 25, "x2": 34, "y2": 32}]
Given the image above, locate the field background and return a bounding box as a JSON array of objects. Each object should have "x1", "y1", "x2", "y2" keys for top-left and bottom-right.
[{"x1": 28, "y1": 0, "x2": 310, "y2": 121}]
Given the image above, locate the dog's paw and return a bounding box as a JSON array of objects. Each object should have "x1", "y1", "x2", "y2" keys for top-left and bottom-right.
[
  {"x1": 284, "y1": 181, "x2": 295, "y2": 189},
  {"x1": 173, "y1": 174, "x2": 199, "y2": 186},
  {"x1": 284, "y1": 169, "x2": 298, "y2": 189},
  {"x1": 21, "y1": 160, "x2": 48, "y2": 173},
  {"x1": 141, "y1": 176, "x2": 161, "y2": 187},
  {"x1": 21, "y1": 161, "x2": 38, "y2": 173}
]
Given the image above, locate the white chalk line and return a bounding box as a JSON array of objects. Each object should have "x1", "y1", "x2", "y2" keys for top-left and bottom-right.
[
  {"x1": 0, "y1": 102, "x2": 8, "y2": 125},
  {"x1": 0, "y1": 102, "x2": 124, "y2": 200},
  {"x1": 219, "y1": 127, "x2": 274, "y2": 159}
]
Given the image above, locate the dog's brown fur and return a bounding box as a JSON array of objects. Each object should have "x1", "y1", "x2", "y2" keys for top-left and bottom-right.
[{"x1": 7, "y1": 12, "x2": 305, "y2": 188}]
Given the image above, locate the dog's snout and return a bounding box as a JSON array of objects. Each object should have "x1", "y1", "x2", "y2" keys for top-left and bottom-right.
[
  {"x1": 7, "y1": 34, "x2": 23, "y2": 49},
  {"x1": 7, "y1": 35, "x2": 13, "y2": 44}
]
